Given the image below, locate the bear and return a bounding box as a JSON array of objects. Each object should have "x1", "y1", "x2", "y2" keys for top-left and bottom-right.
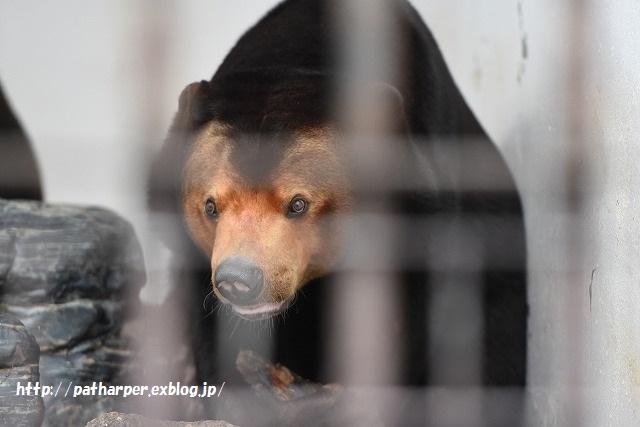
[
  {"x1": 0, "y1": 80, "x2": 42, "y2": 201},
  {"x1": 148, "y1": 0, "x2": 527, "y2": 425}
]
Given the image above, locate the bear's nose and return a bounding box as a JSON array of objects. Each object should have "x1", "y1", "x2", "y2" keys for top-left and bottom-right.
[{"x1": 214, "y1": 257, "x2": 264, "y2": 304}]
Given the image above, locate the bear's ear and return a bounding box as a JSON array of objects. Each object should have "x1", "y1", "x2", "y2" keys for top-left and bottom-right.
[
  {"x1": 172, "y1": 80, "x2": 215, "y2": 132},
  {"x1": 373, "y1": 82, "x2": 409, "y2": 134},
  {"x1": 350, "y1": 82, "x2": 409, "y2": 135}
]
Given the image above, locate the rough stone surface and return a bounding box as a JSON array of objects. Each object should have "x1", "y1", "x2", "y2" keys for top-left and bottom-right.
[
  {"x1": 0, "y1": 199, "x2": 146, "y2": 426},
  {"x1": 229, "y1": 350, "x2": 383, "y2": 427},
  {"x1": 0, "y1": 199, "x2": 145, "y2": 307},
  {"x1": 0, "y1": 314, "x2": 44, "y2": 427},
  {"x1": 86, "y1": 412, "x2": 238, "y2": 427}
]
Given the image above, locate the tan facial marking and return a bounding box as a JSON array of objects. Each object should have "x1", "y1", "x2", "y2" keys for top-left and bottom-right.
[{"x1": 182, "y1": 122, "x2": 351, "y2": 309}]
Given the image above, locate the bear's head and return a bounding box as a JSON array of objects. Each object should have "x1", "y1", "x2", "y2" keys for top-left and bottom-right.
[
  {"x1": 153, "y1": 79, "x2": 360, "y2": 320},
  {"x1": 182, "y1": 124, "x2": 352, "y2": 320},
  {"x1": 149, "y1": 76, "x2": 418, "y2": 321}
]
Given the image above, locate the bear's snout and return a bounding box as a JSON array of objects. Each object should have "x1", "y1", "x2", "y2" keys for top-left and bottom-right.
[{"x1": 214, "y1": 257, "x2": 264, "y2": 304}]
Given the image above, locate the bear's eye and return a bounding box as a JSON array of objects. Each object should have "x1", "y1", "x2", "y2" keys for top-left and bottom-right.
[
  {"x1": 287, "y1": 196, "x2": 308, "y2": 217},
  {"x1": 204, "y1": 198, "x2": 218, "y2": 217}
]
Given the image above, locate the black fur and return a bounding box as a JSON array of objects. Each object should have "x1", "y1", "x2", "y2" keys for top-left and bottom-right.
[
  {"x1": 148, "y1": 0, "x2": 527, "y2": 425},
  {"x1": 0, "y1": 80, "x2": 42, "y2": 201}
]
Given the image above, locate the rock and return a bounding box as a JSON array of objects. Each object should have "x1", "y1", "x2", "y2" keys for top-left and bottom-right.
[
  {"x1": 0, "y1": 199, "x2": 146, "y2": 426},
  {"x1": 0, "y1": 314, "x2": 44, "y2": 427},
  {"x1": 0, "y1": 200, "x2": 144, "y2": 306},
  {"x1": 231, "y1": 350, "x2": 383, "y2": 427},
  {"x1": 85, "y1": 412, "x2": 238, "y2": 427}
]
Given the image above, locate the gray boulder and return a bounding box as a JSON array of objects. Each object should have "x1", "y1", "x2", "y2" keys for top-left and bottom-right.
[
  {"x1": 0, "y1": 199, "x2": 146, "y2": 426},
  {"x1": 86, "y1": 412, "x2": 238, "y2": 427},
  {"x1": 0, "y1": 313, "x2": 44, "y2": 427}
]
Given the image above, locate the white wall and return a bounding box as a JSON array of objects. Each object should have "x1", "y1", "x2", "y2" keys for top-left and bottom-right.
[
  {"x1": 1, "y1": 0, "x2": 639, "y2": 424},
  {"x1": 419, "y1": 1, "x2": 640, "y2": 425}
]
